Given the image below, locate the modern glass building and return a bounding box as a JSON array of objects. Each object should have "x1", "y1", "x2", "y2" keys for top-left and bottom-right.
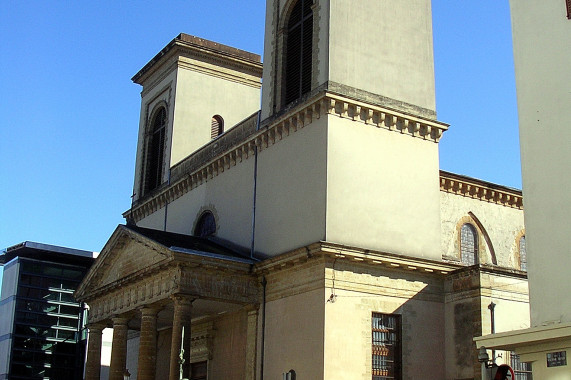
[{"x1": 0, "y1": 242, "x2": 94, "y2": 380}]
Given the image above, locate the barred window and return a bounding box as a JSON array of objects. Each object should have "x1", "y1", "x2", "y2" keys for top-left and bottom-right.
[
  {"x1": 211, "y1": 115, "x2": 224, "y2": 139},
  {"x1": 144, "y1": 107, "x2": 167, "y2": 194},
  {"x1": 460, "y1": 223, "x2": 478, "y2": 265},
  {"x1": 372, "y1": 313, "x2": 401, "y2": 380},
  {"x1": 511, "y1": 351, "x2": 533, "y2": 380},
  {"x1": 284, "y1": 0, "x2": 313, "y2": 105},
  {"x1": 519, "y1": 236, "x2": 527, "y2": 271}
]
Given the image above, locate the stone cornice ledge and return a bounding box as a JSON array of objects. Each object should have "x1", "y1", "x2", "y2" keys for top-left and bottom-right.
[
  {"x1": 440, "y1": 170, "x2": 523, "y2": 209},
  {"x1": 254, "y1": 241, "x2": 459, "y2": 276},
  {"x1": 126, "y1": 92, "x2": 449, "y2": 222}
]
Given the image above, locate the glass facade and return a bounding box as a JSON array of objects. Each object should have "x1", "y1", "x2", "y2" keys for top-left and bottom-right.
[{"x1": 3, "y1": 257, "x2": 90, "y2": 380}]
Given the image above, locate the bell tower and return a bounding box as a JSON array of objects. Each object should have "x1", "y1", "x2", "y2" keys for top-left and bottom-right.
[
  {"x1": 254, "y1": 0, "x2": 447, "y2": 259},
  {"x1": 261, "y1": 0, "x2": 437, "y2": 121}
]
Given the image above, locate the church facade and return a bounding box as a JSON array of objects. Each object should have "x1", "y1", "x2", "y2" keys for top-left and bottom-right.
[{"x1": 75, "y1": 1, "x2": 529, "y2": 379}]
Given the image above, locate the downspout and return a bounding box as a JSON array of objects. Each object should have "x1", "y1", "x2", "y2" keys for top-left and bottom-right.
[
  {"x1": 260, "y1": 276, "x2": 267, "y2": 380},
  {"x1": 250, "y1": 111, "x2": 261, "y2": 259},
  {"x1": 488, "y1": 302, "x2": 496, "y2": 363}
]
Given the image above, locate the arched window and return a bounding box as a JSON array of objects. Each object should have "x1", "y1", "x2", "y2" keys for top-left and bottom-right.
[
  {"x1": 284, "y1": 0, "x2": 313, "y2": 105},
  {"x1": 144, "y1": 107, "x2": 167, "y2": 194},
  {"x1": 519, "y1": 235, "x2": 527, "y2": 271},
  {"x1": 211, "y1": 115, "x2": 224, "y2": 139},
  {"x1": 194, "y1": 211, "x2": 216, "y2": 237},
  {"x1": 460, "y1": 223, "x2": 478, "y2": 265}
]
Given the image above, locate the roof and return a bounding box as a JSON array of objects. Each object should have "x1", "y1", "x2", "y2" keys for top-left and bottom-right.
[
  {"x1": 124, "y1": 224, "x2": 253, "y2": 262},
  {"x1": 0, "y1": 241, "x2": 95, "y2": 266}
]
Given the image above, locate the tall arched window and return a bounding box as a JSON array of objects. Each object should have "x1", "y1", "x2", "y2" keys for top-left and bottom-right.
[
  {"x1": 144, "y1": 107, "x2": 167, "y2": 194},
  {"x1": 460, "y1": 223, "x2": 478, "y2": 265},
  {"x1": 194, "y1": 211, "x2": 216, "y2": 237},
  {"x1": 284, "y1": 0, "x2": 313, "y2": 105},
  {"x1": 211, "y1": 115, "x2": 224, "y2": 139},
  {"x1": 519, "y1": 235, "x2": 527, "y2": 271}
]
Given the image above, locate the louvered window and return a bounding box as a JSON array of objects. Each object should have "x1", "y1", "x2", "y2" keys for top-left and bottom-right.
[
  {"x1": 144, "y1": 107, "x2": 167, "y2": 194},
  {"x1": 460, "y1": 223, "x2": 478, "y2": 265},
  {"x1": 372, "y1": 313, "x2": 401, "y2": 380},
  {"x1": 284, "y1": 0, "x2": 313, "y2": 105},
  {"x1": 211, "y1": 115, "x2": 224, "y2": 139}
]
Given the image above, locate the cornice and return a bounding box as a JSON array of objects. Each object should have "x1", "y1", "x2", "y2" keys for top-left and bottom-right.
[
  {"x1": 440, "y1": 171, "x2": 523, "y2": 209},
  {"x1": 253, "y1": 241, "x2": 459, "y2": 276},
  {"x1": 125, "y1": 92, "x2": 449, "y2": 223}
]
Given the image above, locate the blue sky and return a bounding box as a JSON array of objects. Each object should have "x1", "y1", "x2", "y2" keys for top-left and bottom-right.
[{"x1": 0, "y1": 1, "x2": 520, "y2": 256}]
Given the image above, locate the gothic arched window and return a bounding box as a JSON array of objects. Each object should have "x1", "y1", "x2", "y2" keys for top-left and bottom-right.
[
  {"x1": 460, "y1": 223, "x2": 478, "y2": 265},
  {"x1": 144, "y1": 107, "x2": 167, "y2": 194},
  {"x1": 194, "y1": 211, "x2": 216, "y2": 237},
  {"x1": 519, "y1": 235, "x2": 527, "y2": 271},
  {"x1": 284, "y1": 0, "x2": 313, "y2": 105},
  {"x1": 211, "y1": 115, "x2": 224, "y2": 139}
]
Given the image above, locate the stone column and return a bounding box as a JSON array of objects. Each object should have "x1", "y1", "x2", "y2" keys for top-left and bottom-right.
[
  {"x1": 108, "y1": 316, "x2": 130, "y2": 380},
  {"x1": 85, "y1": 323, "x2": 105, "y2": 380},
  {"x1": 169, "y1": 295, "x2": 193, "y2": 380},
  {"x1": 137, "y1": 307, "x2": 159, "y2": 380}
]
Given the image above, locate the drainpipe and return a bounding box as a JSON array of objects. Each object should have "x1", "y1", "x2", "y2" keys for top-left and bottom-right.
[
  {"x1": 250, "y1": 111, "x2": 261, "y2": 259},
  {"x1": 260, "y1": 276, "x2": 267, "y2": 380},
  {"x1": 488, "y1": 302, "x2": 496, "y2": 363}
]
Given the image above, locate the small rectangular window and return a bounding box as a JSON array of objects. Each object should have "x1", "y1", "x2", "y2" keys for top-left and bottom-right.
[
  {"x1": 372, "y1": 313, "x2": 401, "y2": 380},
  {"x1": 567, "y1": 0, "x2": 571, "y2": 19}
]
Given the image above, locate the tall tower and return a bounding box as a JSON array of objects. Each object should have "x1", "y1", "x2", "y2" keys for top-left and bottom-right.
[
  {"x1": 254, "y1": 0, "x2": 448, "y2": 259},
  {"x1": 131, "y1": 34, "x2": 262, "y2": 204}
]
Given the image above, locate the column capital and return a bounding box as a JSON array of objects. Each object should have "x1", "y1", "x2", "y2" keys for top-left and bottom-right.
[
  {"x1": 87, "y1": 323, "x2": 107, "y2": 333},
  {"x1": 111, "y1": 316, "x2": 130, "y2": 326},
  {"x1": 170, "y1": 293, "x2": 196, "y2": 306},
  {"x1": 139, "y1": 305, "x2": 161, "y2": 317}
]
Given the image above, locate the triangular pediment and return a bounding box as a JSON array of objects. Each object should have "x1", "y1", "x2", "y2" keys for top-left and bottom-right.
[{"x1": 76, "y1": 225, "x2": 172, "y2": 300}]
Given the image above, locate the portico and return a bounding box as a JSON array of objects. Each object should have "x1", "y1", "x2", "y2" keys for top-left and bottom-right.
[{"x1": 75, "y1": 225, "x2": 260, "y2": 380}]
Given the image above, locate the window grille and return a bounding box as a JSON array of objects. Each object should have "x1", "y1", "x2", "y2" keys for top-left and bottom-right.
[
  {"x1": 372, "y1": 313, "x2": 401, "y2": 380},
  {"x1": 284, "y1": 0, "x2": 313, "y2": 105},
  {"x1": 460, "y1": 223, "x2": 478, "y2": 265},
  {"x1": 511, "y1": 351, "x2": 533, "y2": 379},
  {"x1": 211, "y1": 115, "x2": 224, "y2": 139},
  {"x1": 144, "y1": 107, "x2": 167, "y2": 194},
  {"x1": 519, "y1": 236, "x2": 527, "y2": 271}
]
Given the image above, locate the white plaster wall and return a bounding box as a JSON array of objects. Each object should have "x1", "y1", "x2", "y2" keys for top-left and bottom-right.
[
  {"x1": 510, "y1": 0, "x2": 571, "y2": 327},
  {"x1": 324, "y1": 287, "x2": 445, "y2": 380},
  {"x1": 171, "y1": 63, "x2": 261, "y2": 166},
  {"x1": 255, "y1": 117, "x2": 328, "y2": 256},
  {"x1": 165, "y1": 157, "x2": 255, "y2": 250},
  {"x1": 264, "y1": 288, "x2": 325, "y2": 379},
  {"x1": 328, "y1": 0, "x2": 436, "y2": 112},
  {"x1": 440, "y1": 192, "x2": 525, "y2": 268},
  {"x1": 326, "y1": 116, "x2": 442, "y2": 259}
]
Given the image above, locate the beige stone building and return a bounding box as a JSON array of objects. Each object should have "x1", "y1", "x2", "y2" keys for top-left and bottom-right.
[
  {"x1": 75, "y1": 1, "x2": 529, "y2": 379},
  {"x1": 475, "y1": 1, "x2": 571, "y2": 379}
]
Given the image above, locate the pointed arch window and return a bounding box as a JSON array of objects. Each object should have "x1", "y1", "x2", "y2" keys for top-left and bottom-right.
[
  {"x1": 144, "y1": 107, "x2": 167, "y2": 194},
  {"x1": 519, "y1": 235, "x2": 527, "y2": 271},
  {"x1": 460, "y1": 223, "x2": 478, "y2": 265},
  {"x1": 284, "y1": 0, "x2": 313, "y2": 105},
  {"x1": 211, "y1": 115, "x2": 224, "y2": 139}
]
